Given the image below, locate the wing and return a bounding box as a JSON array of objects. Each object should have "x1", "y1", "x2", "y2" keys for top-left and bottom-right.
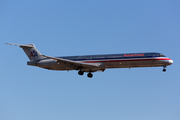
[{"x1": 41, "y1": 55, "x2": 101, "y2": 70}]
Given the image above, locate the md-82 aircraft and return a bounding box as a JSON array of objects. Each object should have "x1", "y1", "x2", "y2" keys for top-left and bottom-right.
[{"x1": 6, "y1": 43, "x2": 173, "y2": 78}]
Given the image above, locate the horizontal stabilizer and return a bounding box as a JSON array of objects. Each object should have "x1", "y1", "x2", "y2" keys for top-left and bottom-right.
[
  {"x1": 6, "y1": 43, "x2": 34, "y2": 48},
  {"x1": 6, "y1": 43, "x2": 45, "y2": 61}
]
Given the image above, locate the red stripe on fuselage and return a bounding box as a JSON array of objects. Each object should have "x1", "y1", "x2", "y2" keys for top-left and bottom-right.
[{"x1": 82, "y1": 57, "x2": 171, "y2": 63}]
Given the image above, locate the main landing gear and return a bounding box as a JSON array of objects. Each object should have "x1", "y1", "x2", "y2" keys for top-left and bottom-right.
[
  {"x1": 78, "y1": 70, "x2": 84, "y2": 75},
  {"x1": 163, "y1": 66, "x2": 166, "y2": 72},
  {"x1": 78, "y1": 70, "x2": 93, "y2": 78},
  {"x1": 87, "y1": 72, "x2": 93, "y2": 78}
]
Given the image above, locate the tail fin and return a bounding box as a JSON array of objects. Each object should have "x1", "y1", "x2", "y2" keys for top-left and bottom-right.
[{"x1": 6, "y1": 43, "x2": 45, "y2": 61}]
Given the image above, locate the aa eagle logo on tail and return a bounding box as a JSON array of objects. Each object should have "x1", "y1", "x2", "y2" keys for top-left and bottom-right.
[{"x1": 30, "y1": 50, "x2": 38, "y2": 57}]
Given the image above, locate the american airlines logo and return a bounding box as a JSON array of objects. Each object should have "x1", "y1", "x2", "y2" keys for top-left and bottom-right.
[
  {"x1": 123, "y1": 54, "x2": 144, "y2": 57},
  {"x1": 30, "y1": 50, "x2": 38, "y2": 57}
]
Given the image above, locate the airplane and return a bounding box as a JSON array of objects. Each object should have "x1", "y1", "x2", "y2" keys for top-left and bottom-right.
[{"x1": 6, "y1": 43, "x2": 173, "y2": 78}]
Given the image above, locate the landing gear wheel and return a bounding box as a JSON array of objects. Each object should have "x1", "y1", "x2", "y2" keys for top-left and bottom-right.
[
  {"x1": 163, "y1": 66, "x2": 166, "y2": 72},
  {"x1": 87, "y1": 73, "x2": 93, "y2": 78},
  {"x1": 78, "y1": 70, "x2": 84, "y2": 75},
  {"x1": 163, "y1": 69, "x2": 166, "y2": 72}
]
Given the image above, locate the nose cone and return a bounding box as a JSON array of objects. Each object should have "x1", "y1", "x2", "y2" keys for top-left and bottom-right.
[{"x1": 169, "y1": 59, "x2": 173, "y2": 64}]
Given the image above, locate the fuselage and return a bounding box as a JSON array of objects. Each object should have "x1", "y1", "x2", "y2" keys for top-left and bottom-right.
[
  {"x1": 7, "y1": 43, "x2": 173, "y2": 78},
  {"x1": 29, "y1": 52, "x2": 173, "y2": 72}
]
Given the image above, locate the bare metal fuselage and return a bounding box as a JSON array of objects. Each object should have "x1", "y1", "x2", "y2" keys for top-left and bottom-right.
[
  {"x1": 7, "y1": 43, "x2": 173, "y2": 78},
  {"x1": 28, "y1": 53, "x2": 173, "y2": 72}
]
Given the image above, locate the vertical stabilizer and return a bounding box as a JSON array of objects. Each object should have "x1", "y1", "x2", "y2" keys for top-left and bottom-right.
[{"x1": 6, "y1": 43, "x2": 45, "y2": 61}]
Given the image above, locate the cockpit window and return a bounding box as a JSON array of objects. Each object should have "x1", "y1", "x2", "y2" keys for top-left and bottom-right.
[{"x1": 158, "y1": 54, "x2": 165, "y2": 57}]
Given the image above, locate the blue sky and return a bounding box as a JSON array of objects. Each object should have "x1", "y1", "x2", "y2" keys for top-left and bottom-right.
[{"x1": 0, "y1": 0, "x2": 180, "y2": 120}]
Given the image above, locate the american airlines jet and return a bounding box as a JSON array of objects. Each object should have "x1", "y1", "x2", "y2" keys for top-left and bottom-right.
[{"x1": 6, "y1": 43, "x2": 173, "y2": 78}]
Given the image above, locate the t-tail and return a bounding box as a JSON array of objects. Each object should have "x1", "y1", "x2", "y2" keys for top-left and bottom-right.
[{"x1": 6, "y1": 43, "x2": 45, "y2": 61}]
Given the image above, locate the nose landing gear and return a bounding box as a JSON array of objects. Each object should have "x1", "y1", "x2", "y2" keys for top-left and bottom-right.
[
  {"x1": 163, "y1": 66, "x2": 166, "y2": 72},
  {"x1": 163, "y1": 68, "x2": 166, "y2": 72}
]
